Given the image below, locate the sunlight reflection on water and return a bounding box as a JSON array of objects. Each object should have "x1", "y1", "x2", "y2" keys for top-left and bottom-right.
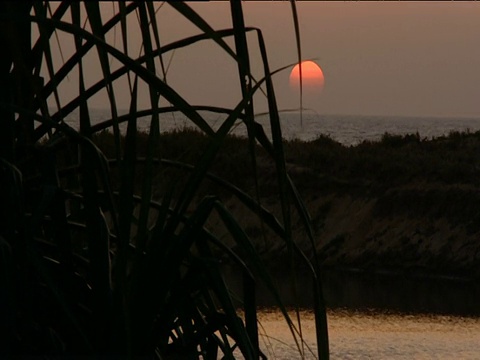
[{"x1": 255, "y1": 309, "x2": 480, "y2": 359}]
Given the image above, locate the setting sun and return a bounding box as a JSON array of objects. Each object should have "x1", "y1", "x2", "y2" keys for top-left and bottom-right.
[{"x1": 289, "y1": 60, "x2": 325, "y2": 94}]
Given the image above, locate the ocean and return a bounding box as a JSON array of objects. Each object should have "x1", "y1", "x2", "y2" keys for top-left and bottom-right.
[{"x1": 64, "y1": 108, "x2": 480, "y2": 146}]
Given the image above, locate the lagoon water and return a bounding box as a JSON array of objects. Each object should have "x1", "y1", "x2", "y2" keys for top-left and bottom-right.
[
  {"x1": 223, "y1": 268, "x2": 480, "y2": 359},
  {"x1": 257, "y1": 309, "x2": 480, "y2": 359},
  {"x1": 64, "y1": 108, "x2": 480, "y2": 146}
]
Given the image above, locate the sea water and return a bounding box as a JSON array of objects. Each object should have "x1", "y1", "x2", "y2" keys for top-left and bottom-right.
[{"x1": 63, "y1": 108, "x2": 480, "y2": 146}]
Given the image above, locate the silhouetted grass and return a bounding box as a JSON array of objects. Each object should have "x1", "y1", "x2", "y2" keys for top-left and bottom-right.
[{"x1": 0, "y1": 2, "x2": 328, "y2": 359}]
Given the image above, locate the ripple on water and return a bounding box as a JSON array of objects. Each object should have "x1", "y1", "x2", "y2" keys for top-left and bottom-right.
[{"x1": 253, "y1": 309, "x2": 480, "y2": 359}]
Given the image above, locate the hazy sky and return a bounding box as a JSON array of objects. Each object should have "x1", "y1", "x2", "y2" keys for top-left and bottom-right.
[{"x1": 46, "y1": 2, "x2": 480, "y2": 118}]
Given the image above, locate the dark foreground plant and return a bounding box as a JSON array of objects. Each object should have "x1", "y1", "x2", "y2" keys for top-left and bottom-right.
[{"x1": 0, "y1": 2, "x2": 329, "y2": 358}]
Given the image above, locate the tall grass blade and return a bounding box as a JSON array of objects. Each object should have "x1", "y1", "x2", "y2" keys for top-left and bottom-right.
[
  {"x1": 115, "y1": 76, "x2": 140, "y2": 356},
  {"x1": 27, "y1": 245, "x2": 94, "y2": 352},
  {"x1": 85, "y1": 2, "x2": 121, "y2": 163},
  {"x1": 129, "y1": 197, "x2": 211, "y2": 354},
  {"x1": 255, "y1": 25, "x2": 301, "y2": 339},
  {"x1": 169, "y1": 2, "x2": 237, "y2": 61},
  {"x1": 163, "y1": 77, "x2": 269, "y2": 241},
  {"x1": 230, "y1": 6, "x2": 266, "y2": 297},
  {"x1": 194, "y1": 215, "x2": 256, "y2": 360},
  {"x1": 118, "y1": 2, "x2": 134, "y2": 92},
  {"x1": 146, "y1": 2, "x2": 168, "y2": 81},
  {"x1": 243, "y1": 269, "x2": 259, "y2": 358},
  {"x1": 289, "y1": 2, "x2": 330, "y2": 356},
  {"x1": 133, "y1": 4, "x2": 161, "y2": 262},
  {"x1": 0, "y1": 236, "x2": 14, "y2": 356},
  {"x1": 290, "y1": 0, "x2": 304, "y2": 127},
  {"x1": 31, "y1": 15, "x2": 216, "y2": 137},
  {"x1": 117, "y1": 76, "x2": 139, "y2": 273},
  {"x1": 34, "y1": 3, "x2": 140, "y2": 117},
  {"x1": 213, "y1": 201, "x2": 304, "y2": 353},
  {"x1": 78, "y1": 79, "x2": 112, "y2": 352},
  {"x1": 41, "y1": 147, "x2": 74, "y2": 272},
  {"x1": 32, "y1": 3, "x2": 63, "y2": 116},
  {"x1": 3, "y1": 3, "x2": 331, "y2": 358},
  {"x1": 71, "y1": 3, "x2": 89, "y2": 136},
  {"x1": 34, "y1": 27, "x2": 267, "y2": 140},
  {"x1": 31, "y1": 2, "x2": 70, "y2": 75}
]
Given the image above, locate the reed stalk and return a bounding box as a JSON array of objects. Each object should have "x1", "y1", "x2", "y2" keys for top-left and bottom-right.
[{"x1": 0, "y1": 2, "x2": 329, "y2": 358}]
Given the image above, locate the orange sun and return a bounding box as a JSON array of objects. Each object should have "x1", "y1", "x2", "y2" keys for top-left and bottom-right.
[{"x1": 289, "y1": 60, "x2": 325, "y2": 94}]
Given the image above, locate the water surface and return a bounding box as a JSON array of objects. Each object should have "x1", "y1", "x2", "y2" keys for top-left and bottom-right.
[{"x1": 257, "y1": 309, "x2": 480, "y2": 359}]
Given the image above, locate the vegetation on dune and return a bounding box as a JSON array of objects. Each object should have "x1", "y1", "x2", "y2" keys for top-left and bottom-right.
[
  {"x1": 92, "y1": 128, "x2": 480, "y2": 279},
  {"x1": 284, "y1": 131, "x2": 480, "y2": 277},
  {"x1": 0, "y1": 2, "x2": 329, "y2": 359},
  {"x1": 101, "y1": 128, "x2": 480, "y2": 196},
  {"x1": 285, "y1": 131, "x2": 480, "y2": 190}
]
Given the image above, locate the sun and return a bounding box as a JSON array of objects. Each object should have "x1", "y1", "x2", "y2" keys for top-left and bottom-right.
[{"x1": 289, "y1": 60, "x2": 325, "y2": 94}]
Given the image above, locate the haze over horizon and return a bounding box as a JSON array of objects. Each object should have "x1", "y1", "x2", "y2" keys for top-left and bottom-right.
[{"x1": 44, "y1": 2, "x2": 480, "y2": 119}]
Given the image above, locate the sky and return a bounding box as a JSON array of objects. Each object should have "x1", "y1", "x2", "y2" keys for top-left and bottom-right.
[{"x1": 44, "y1": 2, "x2": 480, "y2": 119}]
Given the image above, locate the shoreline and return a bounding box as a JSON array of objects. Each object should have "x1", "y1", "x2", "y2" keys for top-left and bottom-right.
[
  {"x1": 222, "y1": 264, "x2": 480, "y2": 317},
  {"x1": 93, "y1": 128, "x2": 480, "y2": 281}
]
